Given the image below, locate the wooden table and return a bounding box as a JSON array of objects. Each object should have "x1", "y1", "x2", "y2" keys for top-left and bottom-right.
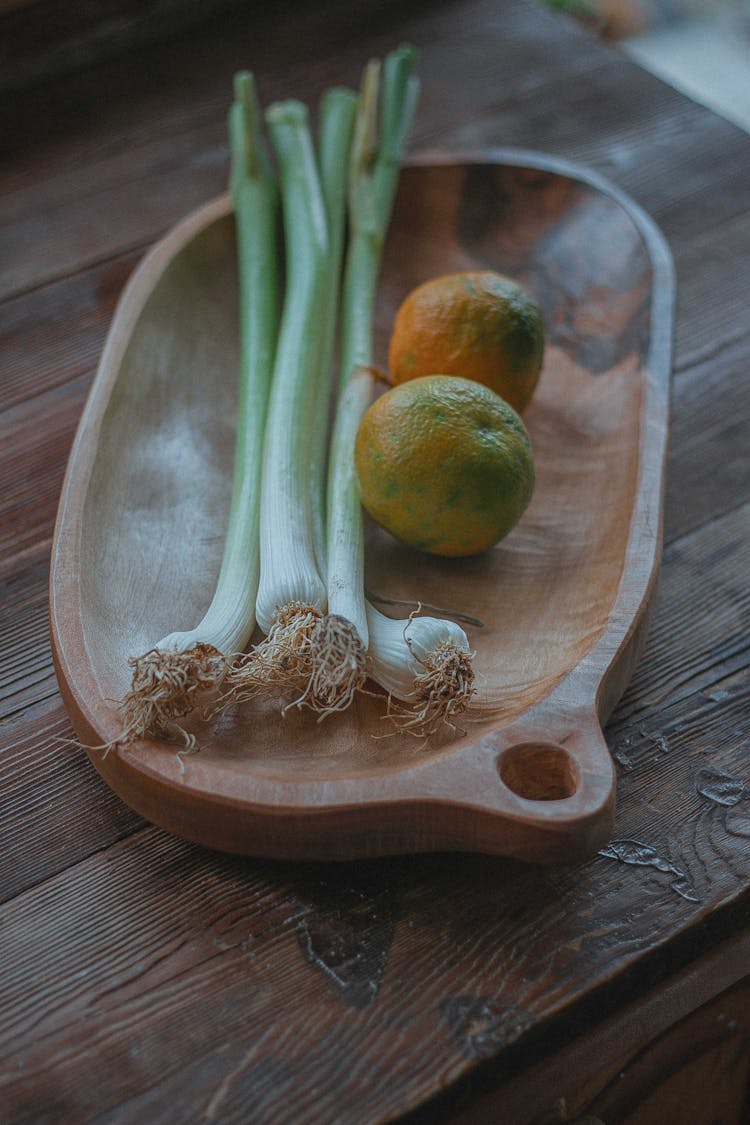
[{"x1": 2, "y1": 2, "x2": 749, "y2": 1121}]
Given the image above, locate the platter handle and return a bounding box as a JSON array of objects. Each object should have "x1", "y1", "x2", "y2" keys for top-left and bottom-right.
[{"x1": 404, "y1": 702, "x2": 617, "y2": 862}]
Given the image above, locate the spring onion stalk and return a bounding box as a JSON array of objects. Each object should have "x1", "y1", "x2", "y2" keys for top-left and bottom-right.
[
  {"x1": 309, "y1": 86, "x2": 358, "y2": 581},
  {"x1": 290, "y1": 86, "x2": 371, "y2": 716},
  {"x1": 304, "y1": 48, "x2": 418, "y2": 719},
  {"x1": 227, "y1": 99, "x2": 331, "y2": 703},
  {"x1": 325, "y1": 52, "x2": 418, "y2": 643},
  {"x1": 324, "y1": 47, "x2": 476, "y2": 731},
  {"x1": 120, "y1": 71, "x2": 278, "y2": 743}
]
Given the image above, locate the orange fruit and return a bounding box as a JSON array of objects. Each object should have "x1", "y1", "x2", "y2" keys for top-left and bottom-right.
[
  {"x1": 355, "y1": 375, "x2": 535, "y2": 557},
  {"x1": 388, "y1": 270, "x2": 545, "y2": 413}
]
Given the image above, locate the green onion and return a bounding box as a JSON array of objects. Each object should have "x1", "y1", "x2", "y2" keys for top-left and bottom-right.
[
  {"x1": 301, "y1": 48, "x2": 420, "y2": 717},
  {"x1": 228, "y1": 99, "x2": 331, "y2": 702},
  {"x1": 309, "y1": 87, "x2": 358, "y2": 580},
  {"x1": 121, "y1": 71, "x2": 278, "y2": 743},
  {"x1": 325, "y1": 49, "x2": 419, "y2": 646},
  {"x1": 321, "y1": 48, "x2": 476, "y2": 730},
  {"x1": 255, "y1": 100, "x2": 328, "y2": 626}
]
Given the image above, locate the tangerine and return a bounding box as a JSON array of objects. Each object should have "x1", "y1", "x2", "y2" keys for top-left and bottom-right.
[
  {"x1": 355, "y1": 375, "x2": 535, "y2": 557},
  {"x1": 388, "y1": 270, "x2": 545, "y2": 413}
]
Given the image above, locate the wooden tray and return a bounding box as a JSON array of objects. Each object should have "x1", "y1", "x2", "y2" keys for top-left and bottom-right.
[{"x1": 50, "y1": 152, "x2": 674, "y2": 863}]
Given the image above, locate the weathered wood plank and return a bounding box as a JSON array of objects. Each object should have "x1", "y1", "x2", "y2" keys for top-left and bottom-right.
[
  {"x1": 574, "y1": 975, "x2": 750, "y2": 1125},
  {"x1": 611, "y1": 498, "x2": 750, "y2": 731},
  {"x1": 0, "y1": 560, "x2": 58, "y2": 719},
  {"x1": 439, "y1": 935, "x2": 750, "y2": 1124},
  {"x1": 0, "y1": 0, "x2": 250, "y2": 94},
  {"x1": 0, "y1": 697, "x2": 143, "y2": 903},
  {"x1": 0, "y1": 375, "x2": 89, "y2": 569},
  {"x1": 0, "y1": 121, "x2": 229, "y2": 301},
  {"x1": 0, "y1": 253, "x2": 135, "y2": 415},
  {"x1": 665, "y1": 340, "x2": 750, "y2": 543},
  {"x1": 0, "y1": 768, "x2": 746, "y2": 1124}
]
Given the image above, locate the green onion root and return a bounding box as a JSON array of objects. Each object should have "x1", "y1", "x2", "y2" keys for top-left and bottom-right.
[
  {"x1": 223, "y1": 601, "x2": 323, "y2": 708},
  {"x1": 120, "y1": 644, "x2": 228, "y2": 742},
  {"x1": 366, "y1": 604, "x2": 476, "y2": 737}
]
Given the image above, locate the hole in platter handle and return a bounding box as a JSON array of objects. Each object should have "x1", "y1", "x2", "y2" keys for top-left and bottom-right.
[
  {"x1": 493, "y1": 708, "x2": 615, "y2": 813},
  {"x1": 498, "y1": 741, "x2": 579, "y2": 802}
]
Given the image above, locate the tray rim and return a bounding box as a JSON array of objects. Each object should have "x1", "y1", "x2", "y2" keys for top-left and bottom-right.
[{"x1": 49, "y1": 148, "x2": 675, "y2": 861}]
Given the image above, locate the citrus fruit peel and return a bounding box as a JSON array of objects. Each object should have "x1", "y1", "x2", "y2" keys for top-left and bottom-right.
[
  {"x1": 355, "y1": 375, "x2": 536, "y2": 557},
  {"x1": 388, "y1": 270, "x2": 545, "y2": 413}
]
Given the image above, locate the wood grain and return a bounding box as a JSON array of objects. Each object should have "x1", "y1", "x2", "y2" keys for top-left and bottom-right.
[
  {"x1": 0, "y1": 376, "x2": 90, "y2": 569},
  {"x1": 578, "y1": 976, "x2": 750, "y2": 1125},
  {"x1": 442, "y1": 930, "x2": 750, "y2": 1124},
  {"x1": 0, "y1": 699, "x2": 143, "y2": 903},
  {"x1": 1, "y1": 0, "x2": 749, "y2": 1119}
]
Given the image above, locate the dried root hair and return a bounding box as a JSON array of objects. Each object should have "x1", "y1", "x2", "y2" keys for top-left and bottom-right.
[
  {"x1": 385, "y1": 615, "x2": 476, "y2": 739},
  {"x1": 221, "y1": 602, "x2": 324, "y2": 708},
  {"x1": 121, "y1": 642, "x2": 229, "y2": 738},
  {"x1": 300, "y1": 613, "x2": 367, "y2": 718},
  {"x1": 71, "y1": 643, "x2": 230, "y2": 758},
  {"x1": 406, "y1": 638, "x2": 476, "y2": 735}
]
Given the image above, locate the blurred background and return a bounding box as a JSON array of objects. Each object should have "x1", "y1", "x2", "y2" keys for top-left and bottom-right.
[
  {"x1": 541, "y1": 0, "x2": 750, "y2": 130},
  {"x1": 1, "y1": 0, "x2": 749, "y2": 133}
]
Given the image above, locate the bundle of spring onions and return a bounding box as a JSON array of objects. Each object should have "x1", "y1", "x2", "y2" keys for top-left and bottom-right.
[{"x1": 119, "y1": 47, "x2": 476, "y2": 748}]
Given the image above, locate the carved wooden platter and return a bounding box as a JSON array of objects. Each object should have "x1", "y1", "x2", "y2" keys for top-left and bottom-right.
[{"x1": 50, "y1": 152, "x2": 674, "y2": 863}]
